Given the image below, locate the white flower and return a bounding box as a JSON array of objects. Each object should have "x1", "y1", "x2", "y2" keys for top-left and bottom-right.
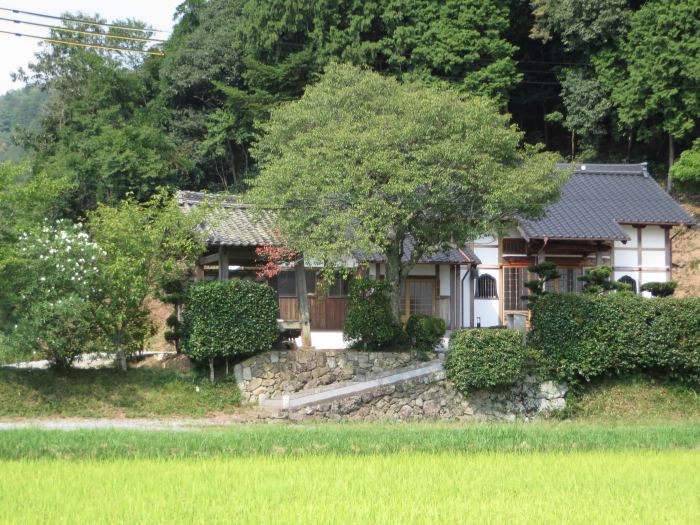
[{"x1": 40, "y1": 276, "x2": 46, "y2": 281}]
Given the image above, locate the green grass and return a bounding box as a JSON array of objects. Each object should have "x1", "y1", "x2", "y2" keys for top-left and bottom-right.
[
  {"x1": 565, "y1": 374, "x2": 700, "y2": 422},
  {"x1": 0, "y1": 368, "x2": 240, "y2": 418},
  {"x1": 1, "y1": 452, "x2": 699, "y2": 524},
  {"x1": 1, "y1": 421, "x2": 699, "y2": 460}
]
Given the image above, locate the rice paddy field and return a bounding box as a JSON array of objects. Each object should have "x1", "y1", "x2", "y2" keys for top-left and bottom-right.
[{"x1": 1, "y1": 422, "x2": 700, "y2": 524}]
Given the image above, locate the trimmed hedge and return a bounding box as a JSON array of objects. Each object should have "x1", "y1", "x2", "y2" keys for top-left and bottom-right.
[
  {"x1": 343, "y1": 277, "x2": 405, "y2": 351},
  {"x1": 529, "y1": 293, "x2": 700, "y2": 383},
  {"x1": 405, "y1": 314, "x2": 446, "y2": 355},
  {"x1": 182, "y1": 280, "x2": 279, "y2": 368},
  {"x1": 446, "y1": 329, "x2": 526, "y2": 394}
]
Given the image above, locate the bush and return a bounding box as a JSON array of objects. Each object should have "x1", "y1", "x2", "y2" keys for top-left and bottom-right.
[
  {"x1": 640, "y1": 281, "x2": 677, "y2": 297},
  {"x1": 343, "y1": 277, "x2": 405, "y2": 351},
  {"x1": 182, "y1": 279, "x2": 279, "y2": 381},
  {"x1": 530, "y1": 293, "x2": 700, "y2": 383},
  {"x1": 9, "y1": 295, "x2": 102, "y2": 371},
  {"x1": 445, "y1": 329, "x2": 526, "y2": 394},
  {"x1": 405, "y1": 314, "x2": 446, "y2": 356}
]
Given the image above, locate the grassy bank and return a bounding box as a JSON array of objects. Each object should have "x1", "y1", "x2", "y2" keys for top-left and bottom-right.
[
  {"x1": 565, "y1": 374, "x2": 700, "y2": 421},
  {"x1": 1, "y1": 451, "x2": 698, "y2": 524},
  {"x1": 0, "y1": 368, "x2": 239, "y2": 418},
  {"x1": 1, "y1": 421, "x2": 699, "y2": 460}
]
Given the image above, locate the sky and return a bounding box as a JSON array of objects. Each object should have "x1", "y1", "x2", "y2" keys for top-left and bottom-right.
[{"x1": 0, "y1": 0, "x2": 183, "y2": 94}]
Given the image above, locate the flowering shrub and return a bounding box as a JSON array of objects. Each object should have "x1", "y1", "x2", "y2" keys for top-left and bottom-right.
[{"x1": 7, "y1": 220, "x2": 107, "y2": 368}]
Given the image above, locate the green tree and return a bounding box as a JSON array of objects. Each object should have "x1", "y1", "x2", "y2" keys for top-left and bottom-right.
[
  {"x1": 670, "y1": 140, "x2": 700, "y2": 194},
  {"x1": 578, "y1": 266, "x2": 629, "y2": 294},
  {"x1": 250, "y1": 64, "x2": 564, "y2": 321},
  {"x1": 87, "y1": 192, "x2": 207, "y2": 370},
  {"x1": 608, "y1": 0, "x2": 700, "y2": 190}
]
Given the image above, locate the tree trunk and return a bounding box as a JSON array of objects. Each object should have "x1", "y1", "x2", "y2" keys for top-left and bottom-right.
[
  {"x1": 117, "y1": 348, "x2": 127, "y2": 372},
  {"x1": 570, "y1": 129, "x2": 576, "y2": 160},
  {"x1": 295, "y1": 258, "x2": 312, "y2": 348},
  {"x1": 225, "y1": 358, "x2": 229, "y2": 376},
  {"x1": 384, "y1": 241, "x2": 404, "y2": 323},
  {"x1": 209, "y1": 357, "x2": 215, "y2": 383},
  {"x1": 667, "y1": 133, "x2": 675, "y2": 192}
]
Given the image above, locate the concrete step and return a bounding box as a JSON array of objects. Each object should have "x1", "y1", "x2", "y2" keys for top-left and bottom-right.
[{"x1": 259, "y1": 360, "x2": 444, "y2": 410}]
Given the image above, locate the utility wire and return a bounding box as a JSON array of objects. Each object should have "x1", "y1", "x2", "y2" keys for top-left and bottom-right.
[
  {"x1": 0, "y1": 6, "x2": 168, "y2": 34},
  {"x1": 0, "y1": 15, "x2": 165, "y2": 43},
  {"x1": 0, "y1": 29, "x2": 165, "y2": 56}
]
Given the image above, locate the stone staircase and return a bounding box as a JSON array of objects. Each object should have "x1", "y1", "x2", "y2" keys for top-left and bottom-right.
[{"x1": 259, "y1": 360, "x2": 444, "y2": 411}]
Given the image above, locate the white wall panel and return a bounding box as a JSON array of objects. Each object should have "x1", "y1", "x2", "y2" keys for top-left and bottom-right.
[
  {"x1": 641, "y1": 250, "x2": 666, "y2": 268},
  {"x1": 474, "y1": 300, "x2": 500, "y2": 327},
  {"x1": 614, "y1": 225, "x2": 638, "y2": 248},
  {"x1": 474, "y1": 246, "x2": 499, "y2": 265},
  {"x1": 641, "y1": 271, "x2": 667, "y2": 284},
  {"x1": 439, "y1": 265, "x2": 451, "y2": 296},
  {"x1": 474, "y1": 235, "x2": 498, "y2": 245},
  {"x1": 641, "y1": 226, "x2": 665, "y2": 249},
  {"x1": 614, "y1": 250, "x2": 638, "y2": 268}
]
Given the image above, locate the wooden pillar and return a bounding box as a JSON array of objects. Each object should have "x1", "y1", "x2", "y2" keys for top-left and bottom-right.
[
  {"x1": 295, "y1": 258, "x2": 312, "y2": 348},
  {"x1": 218, "y1": 246, "x2": 229, "y2": 280}
]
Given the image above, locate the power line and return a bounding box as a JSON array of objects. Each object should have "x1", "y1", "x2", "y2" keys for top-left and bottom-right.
[
  {"x1": 0, "y1": 15, "x2": 165, "y2": 43},
  {"x1": 0, "y1": 6, "x2": 168, "y2": 34},
  {"x1": 0, "y1": 29, "x2": 165, "y2": 56}
]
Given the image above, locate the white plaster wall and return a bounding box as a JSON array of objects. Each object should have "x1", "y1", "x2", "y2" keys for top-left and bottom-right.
[
  {"x1": 408, "y1": 264, "x2": 436, "y2": 276},
  {"x1": 474, "y1": 246, "x2": 500, "y2": 265},
  {"x1": 473, "y1": 268, "x2": 501, "y2": 327},
  {"x1": 615, "y1": 225, "x2": 638, "y2": 248},
  {"x1": 641, "y1": 271, "x2": 667, "y2": 284},
  {"x1": 474, "y1": 300, "x2": 500, "y2": 327},
  {"x1": 439, "y1": 265, "x2": 451, "y2": 296},
  {"x1": 296, "y1": 331, "x2": 348, "y2": 350},
  {"x1": 641, "y1": 250, "x2": 666, "y2": 268},
  {"x1": 641, "y1": 226, "x2": 665, "y2": 249},
  {"x1": 614, "y1": 250, "x2": 638, "y2": 268}
]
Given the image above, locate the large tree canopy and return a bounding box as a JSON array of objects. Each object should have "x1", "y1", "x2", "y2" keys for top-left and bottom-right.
[{"x1": 249, "y1": 64, "x2": 564, "y2": 319}]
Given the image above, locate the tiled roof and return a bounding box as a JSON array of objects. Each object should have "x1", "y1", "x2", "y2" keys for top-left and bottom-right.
[
  {"x1": 176, "y1": 191, "x2": 279, "y2": 247},
  {"x1": 519, "y1": 163, "x2": 694, "y2": 241},
  {"x1": 360, "y1": 237, "x2": 481, "y2": 265},
  {"x1": 178, "y1": 191, "x2": 479, "y2": 264}
]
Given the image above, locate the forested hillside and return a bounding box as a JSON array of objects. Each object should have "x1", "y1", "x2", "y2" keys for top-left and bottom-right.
[
  {"x1": 2, "y1": 0, "x2": 699, "y2": 219},
  {"x1": 0, "y1": 86, "x2": 48, "y2": 162}
]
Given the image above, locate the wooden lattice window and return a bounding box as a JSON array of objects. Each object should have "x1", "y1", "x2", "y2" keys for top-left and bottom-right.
[
  {"x1": 503, "y1": 238, "x2": 527, "y2": 255},
  {"x1": 503, "y1": 267, "x2": 529, "y2": 311},
  {"x1": 476, "y1": 274, "x2": 498, "y2": 299},
  {"x1": 618, "y1": 275, "x2": 637, "y2": 293},
  {"x1": 561, "y1": 268, "x2": 584, "y2": 293}
]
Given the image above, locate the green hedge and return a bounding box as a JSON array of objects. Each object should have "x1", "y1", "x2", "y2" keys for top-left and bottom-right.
[
  {"x1": 182, "y1": 279, "x2": 279, "y2": 364},
  {"x1": 529, "y1": 293, "x2": 700, "y2": 383},
  {"x1": 445, "y1": 329, "x2": 526, "y2": 394},
  {"x1": 343, "y1": 277, "x2": 405, "y2": 351}
]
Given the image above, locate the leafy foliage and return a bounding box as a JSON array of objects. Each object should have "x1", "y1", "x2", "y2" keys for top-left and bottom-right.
[
  {"x1": 343, "y1": 278, "x2": 405, "y2": 351},
  {"x1": 578, "y1": 266, "x2": 630, "y2": 294},
  {"x1": 250, "y1": 64, "x2": 564, "y2": 319},
  {"x1": 524, "y1": 261, "x2": 560, "y2": 305},
  {"x1": 182, "y1": 279, "x2": 279, "y2": 380},
  {"x1": 670, "y1": 140, "x2": 700, "y2": 194},
  {"x1": 0, "y1": 86, "x2": 48, "y2": 162},
  {"x1": 529, "y1": 293, "x2": 700, "y2": 383},
  {"x1": 640, "y1": 281, "x2": 678, "y2": 298},
  {"x1": 405, "y1": 314, "x2": 446, "y2": 357},
  {"x1": 446, "y1": 329, "x2": 526, "y2": 394}
]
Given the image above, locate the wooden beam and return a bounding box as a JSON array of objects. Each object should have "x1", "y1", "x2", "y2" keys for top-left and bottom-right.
[{"x1": 218, "y1": 246, "x2": 229, "y2": 280}]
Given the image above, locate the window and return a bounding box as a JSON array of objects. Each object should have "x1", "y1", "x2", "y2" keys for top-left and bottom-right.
[
  {"x1": 476, "y1": 274, "x2": 498, "y2": 299},
  {"x1": 503, "y1": 267, "x2": 529, "y2": 311},
  {"x1": 275, "y1": 270, "x2": 317, "y2": 297},
  {"x1": 561, "y1": 268, "x2": 584, "y2": 293},
  {"x1": 503, "y1": 238, "x2": 527, "y2": 255},
  {"x1": 400, "y1": 279, "x2": 435, "y2": 317},
  {"x1": 328, "y1": 274, "x2": 350, "y2": 297},
  {"x1": 618, "y1": 275, "x2": 637, "y2": 293}
]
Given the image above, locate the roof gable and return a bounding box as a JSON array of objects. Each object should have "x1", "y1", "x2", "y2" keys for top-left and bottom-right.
[{"x1": 519, "y1": 163, "x2": 694, "y2": 241}]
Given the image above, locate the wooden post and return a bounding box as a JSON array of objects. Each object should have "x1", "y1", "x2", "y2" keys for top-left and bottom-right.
[
  {"x1": 218, "y1": 246, "x2": 229, "y2": 280},
  {"x1": 295, "y1": 258, "x2": 313, "y2": 348}
]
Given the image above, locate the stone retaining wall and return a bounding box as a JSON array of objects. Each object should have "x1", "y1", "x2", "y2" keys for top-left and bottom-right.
[
  {"x1": 234, "y1": 349, "x2": 419, "y2": 404},
  {"x1": 285, "y1": 373, "x2": 567, "y2": 421}
]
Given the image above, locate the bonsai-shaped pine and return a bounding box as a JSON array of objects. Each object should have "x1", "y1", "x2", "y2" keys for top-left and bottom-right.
[
  {"x1": 160, "y1": 278, "x2": 187, "y2": 353},
  {"x1": 578, "y1": 266, "x2": 630, "y2": 294},
  {"x1": 640, "y1": 281, "x2": 678, "y2": 297},
  {"x1": 523, "y1": 261, "x2": 560, "y2": 307}
]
